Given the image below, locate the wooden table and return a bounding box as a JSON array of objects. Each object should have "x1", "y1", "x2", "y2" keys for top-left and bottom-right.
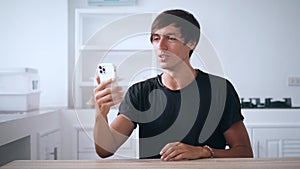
[{"x1": 1, "y1": 158, "x2": 300, "y2": 169}]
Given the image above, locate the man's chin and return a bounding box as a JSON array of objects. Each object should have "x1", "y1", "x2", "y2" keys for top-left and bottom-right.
[{"x1": 158, "y1": 62, "x2": 168, "y2": 69}]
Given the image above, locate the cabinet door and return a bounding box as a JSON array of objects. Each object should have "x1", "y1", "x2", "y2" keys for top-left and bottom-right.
[
  {"x1": 77, "y1": 127, "x2": 138, "y2": 159},
  {"x1": 47, "y1": 130, "x2": 60, "y2": 160},
  {"x1": 78, "y1": 130, "x2": 95, "y2": 154},
  {"x1": 38, "y1": 129, "x2": 61, "y2": 160},
  {"x1": 253, "y1": 127, "x2": 300, "y2": 158},
  {"x1": 38, "y1": 132, "x2": 48, "y2": 160}
]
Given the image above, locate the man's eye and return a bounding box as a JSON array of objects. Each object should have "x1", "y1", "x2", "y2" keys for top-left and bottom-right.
[
  {"x1": 152, "y1": 36, "x2": 160, "y2": 41},
  {"x1": 167, "y1": 36, "x2": 177, "y2": 41}
]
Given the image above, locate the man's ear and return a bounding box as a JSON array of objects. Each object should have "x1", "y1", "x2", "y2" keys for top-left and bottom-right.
[{"x1": 186, "y1": 40, "x2": 197, "y2": 50}]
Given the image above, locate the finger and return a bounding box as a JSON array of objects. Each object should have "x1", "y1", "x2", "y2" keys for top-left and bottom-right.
[
  {"x1": 94, "y1": 87, "x2": 112, "y2": 100},
  {"x1": 160, "y1": 142, "x2": 180, "y2": 160},
  {"x1": 94, "y1": 83, "x2": 122, "y2": 96},
  {"x1": 95, "y1": 91, "x2": 115, "y2": 105},
  {"x1": 163, "y1": 148, "x2": 184, "y2": 161},
  {"x1": 111, "y1": 86, "x2": 123, "y2": 93},
  {"x1": 162, "y1": 143, "x2": 186, "y2": 161},
  {"x1": 94, "y1": 78, "x2": 115, "y2": 92},
  {"x1": 160, "y1": 142, "x2": 179, "y2": 155},
  {"x1": 96, "y1": 76, "x2": 100, "y2": 85},
  {"x1": 160, "y1": 143, "x2": 172, "y2": 156},
  {"x1": 95, "y1": 87, "x2": 123, "y2": 106},
  {"x1": 101, "y1": 95, "x2": 123, "y2": 108},
  {"x1": 172, "y1": 153, "x2": 186, "y2": 161}
]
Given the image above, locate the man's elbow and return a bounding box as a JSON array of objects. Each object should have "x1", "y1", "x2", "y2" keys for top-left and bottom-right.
[
  {"x1": 241, "y1": 147, "x2": 254, "y2": 158},
  {"x1": 95, "y1": 144, "x2": 114, "y2": 158},
  {"x1": 247, "y1": 149, "x2": 254, "y2": 158}
]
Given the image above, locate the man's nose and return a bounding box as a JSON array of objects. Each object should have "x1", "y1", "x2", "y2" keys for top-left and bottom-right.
[{"x1": 156, "y1": 38, "x2": 168, "y2": 50}]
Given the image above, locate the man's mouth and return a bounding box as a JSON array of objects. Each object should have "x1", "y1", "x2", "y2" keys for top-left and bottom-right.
[
  {"x1": 158, "y1": 55, "x2": 168, "y2": 59},
  {"x1": 159, "y1": 55, "x2": 167, "y2": 61},
  {"x1": 158, "y1": 52, "x2": 169, "y2": 62}
]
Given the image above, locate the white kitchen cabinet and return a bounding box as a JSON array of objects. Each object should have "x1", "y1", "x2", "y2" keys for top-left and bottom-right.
[
  {"x1": 251, "y1": 126, "x2": 300, "y2": 158},
  {"x1": 71, "y1": 109, "x2": 300, "y2": 159},
  {"x1": 243, "y1": 109, "x2": 300, "y2": 158},
  {"x1": 37, "y1": 129, "x2": 61, "y2": 160},
  {"x1": 76, "y1": 128, "x2": 96, "y2": 159},
  {"x1": 60, "y1": 107, "x2": 300, "y2": 159},
  {"x1": 61, "y1": 108, "x2": 138, "y2": 160},
  {"x1": 0, "y1": 109, "x2": 61, "y2": 162}
]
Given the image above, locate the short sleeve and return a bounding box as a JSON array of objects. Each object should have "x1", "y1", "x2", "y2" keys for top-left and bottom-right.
[
  {"x1": 118, "y1": 85, "x2": 139, "y2": 128},
  {"x1": 218, "y1": 80, "x2": 244, "y2": 133}
]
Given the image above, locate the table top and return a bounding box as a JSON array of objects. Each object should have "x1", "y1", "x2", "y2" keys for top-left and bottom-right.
[{"x1": 2, "y1": 158, "x2": 300, "y2": 169}]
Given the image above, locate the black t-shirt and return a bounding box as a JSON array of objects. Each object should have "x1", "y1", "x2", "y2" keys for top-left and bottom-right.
[{"x1": 119, "y1": 69, "x2": 243, "y2": 158}]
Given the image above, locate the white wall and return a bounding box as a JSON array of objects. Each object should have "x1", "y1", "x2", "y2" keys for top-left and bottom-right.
[
  {"x1": 0, "y1": 0, "x2": 298, "y2": 108},
  {"x1": 0, "y1": 0, "x2": 68, "y2": 108},
  {"x1": 69, "y1": 0, "x2": 300, "y2": 106}
]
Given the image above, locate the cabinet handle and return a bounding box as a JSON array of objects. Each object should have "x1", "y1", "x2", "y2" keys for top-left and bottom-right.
[{"x1": 50, "y1": 147, "x2": 58, "y2": 160}]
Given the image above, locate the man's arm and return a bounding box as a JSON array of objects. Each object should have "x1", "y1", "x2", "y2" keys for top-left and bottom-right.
[
  {"x1": 94, "y1": 114, "x2": 135, "y2": 158},
  {"x1": 93, "y1": 76, "x2": 135, "y2": 158},
  {"x1": 212, "y1": 120, "x2": 253, "y2": 158},
  {"x1": 160, "y1": 120, "x2": 253, "y2": 161}
]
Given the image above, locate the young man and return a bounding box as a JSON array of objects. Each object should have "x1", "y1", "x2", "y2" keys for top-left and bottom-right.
[{"x1": 93, "y1": 9, "x2": 253, "y2": 161}]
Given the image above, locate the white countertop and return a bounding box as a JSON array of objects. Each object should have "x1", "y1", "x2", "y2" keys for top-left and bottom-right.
[{"x1": 0, "y1": 108, "x2": 64, "y2": 123}]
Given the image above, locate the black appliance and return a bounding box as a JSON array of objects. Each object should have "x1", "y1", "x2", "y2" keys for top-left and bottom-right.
[{"x1": 240, "y1": 98, "x2": 292, "y2": 108}]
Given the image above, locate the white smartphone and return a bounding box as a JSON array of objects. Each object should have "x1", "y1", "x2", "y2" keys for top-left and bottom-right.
[
  {"x1": 97, "y1": 63, "x2": 117, "y2": 84},
  {"x1": 97, "y1": 63, "x2": 121, "y2": 109}
]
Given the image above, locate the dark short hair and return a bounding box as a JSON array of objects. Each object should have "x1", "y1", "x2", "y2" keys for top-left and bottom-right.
[{"x1": 150, "y1": 9, "x2": 201, "y2": 57}]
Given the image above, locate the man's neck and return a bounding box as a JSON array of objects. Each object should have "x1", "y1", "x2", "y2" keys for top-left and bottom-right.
[{"x1": 161, "y1": 64, "x2": 197, "y2": 90}]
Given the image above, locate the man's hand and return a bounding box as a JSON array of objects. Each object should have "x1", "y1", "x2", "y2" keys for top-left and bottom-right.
[
  {"x1": 94, "y1": 76, "x2": 123, "y2": 117},
  {"x1": 160, "y1": 142, "x2": 211, "y2": 161}
]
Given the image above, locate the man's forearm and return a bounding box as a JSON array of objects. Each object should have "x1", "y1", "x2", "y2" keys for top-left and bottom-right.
[
  {"x1": 93, "y1": 112, "x2": 118, "y2": 158},
  {"x1": 211, "y1": 145, "x2": 253, "y2": 158}
]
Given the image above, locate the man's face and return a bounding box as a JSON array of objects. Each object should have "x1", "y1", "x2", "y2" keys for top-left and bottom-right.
[{"x1": 151, "y1": 24, "x2": 193, "y2": 70}]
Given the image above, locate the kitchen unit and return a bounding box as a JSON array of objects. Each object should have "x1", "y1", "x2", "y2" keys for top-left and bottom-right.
[
  {"x1": 0, "y1": 109, "x2": 61, "y2": 166},
  {"x1": 1, "y1": 107, "x2": 300, "y2": 166},
  {"x1": 61, "y1": 109, "x2": 138, "y2": 160},
  {"x1": 243, "y1": 109, "x2": 300, "y2": 158},
  {"x1": 71, "y1": 108, "x2": 300, "y2": 159}
]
